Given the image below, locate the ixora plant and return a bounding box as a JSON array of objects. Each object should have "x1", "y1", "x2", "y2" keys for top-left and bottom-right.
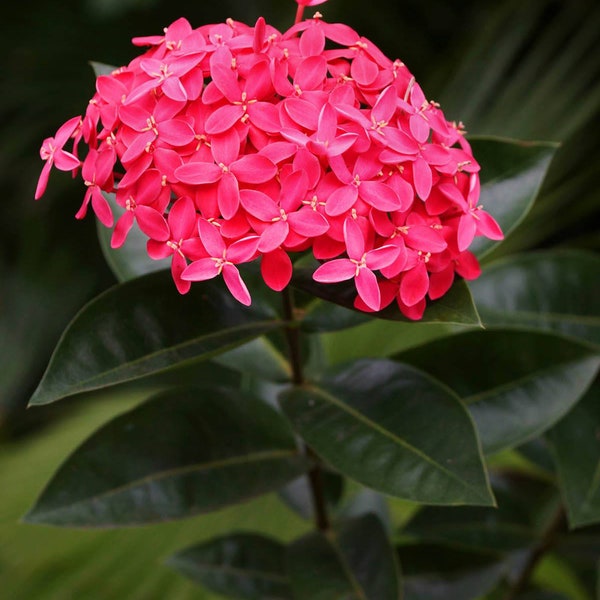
[{"x1": 26, "y1": 0, "x2": 600, "y2": 598}]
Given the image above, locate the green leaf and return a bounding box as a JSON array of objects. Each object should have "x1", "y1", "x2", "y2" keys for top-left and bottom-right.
[
  {"x1": 279, "y1": 471, "x2": 344, "y2": 521},
  {"x1": 292, "y1": 270, "x2": 482, "y2": 327},
  {"x1": 322, "y1": 320, "x2": 464, "y2": 366},
  {"x1": 398, "y1": 543, "x2": 507, "y2": 600},
  {"x1": 166, "y1": 533, "x2": 293, "y2": 600},
  {"x1": 213, "y1": 337, "x2": 291, "y2": 383},
  {"x1": 339, "y1": 489, "x2": 393, "y2": 535},
  {"x1": 96, "y1": 192, "x2": 167, "y2": 283},
  {"x1": 405, "y1": 473, "x2": 556, "y2": 553},
  {"x1": 548, "y1": 379, "x2": 600, "y2": 528},
  {"x1": 29, "y1": 270, "x2": 281, "y2": 405},
  {"x1": 286, "y1": 514, "x2": 402, "y2": 600},
  {"x1": 24, "y1": 387, "x2": 309, "y2": 527},
  {"x1": 279, "y1": 359, "x2": 494, "y2": 506},
  {"x1": 467, "y1": 137, "x2": 559, "y2": 260},
  {"x1": 396, "y1": 330, "x2": 600, "y2": 454},
  {"x1": 469, "y1": 250, "x2": 600, "y2": 348},
  {"x1": 300, "y1": 297, "x2": 370, "y2": 333},
  {"x1": 90, "y1": 61, "x2": 118, "y2": 77}
]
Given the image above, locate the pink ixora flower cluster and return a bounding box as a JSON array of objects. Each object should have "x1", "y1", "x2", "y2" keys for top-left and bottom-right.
[{"x1": 36, "y1": 2, "x2": 502, "y2": 319}]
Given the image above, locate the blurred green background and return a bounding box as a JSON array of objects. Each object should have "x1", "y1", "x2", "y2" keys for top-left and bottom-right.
[{"x1": 1, "y1": 0, "x2": 598, "y2": 598}]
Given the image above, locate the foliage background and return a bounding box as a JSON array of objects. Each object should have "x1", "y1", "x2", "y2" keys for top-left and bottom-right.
[{"x1": 1, "y1": 0, "x2": 598, "y2": 598}]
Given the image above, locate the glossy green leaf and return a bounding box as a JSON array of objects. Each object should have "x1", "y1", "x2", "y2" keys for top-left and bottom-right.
[
  {"x1": 405, "y1": 474, "x2": 557, "y2": 553},
  {"x1": 24, "y1": 387, "x2": 309, "y2": 527},
  {"x1": 396, "y1": 330, "x2": 600, "y2": 454},
  {"x1": 398, "y1": 543, "x2": 507, "y2": 600},
  {"x1": 286, "y1": 514, "x2": 401, "y2": 600},
  {"x1": 213, "y1": 337, "x2": 291, "y2": 383},
  {"x1": 166, "y1": 533, "x2": 292, "y2": 600},
  {"x1": 96, "y1": 192, "x2": 167, "y2": 283},
  {"x1": 279, "y1": 471, "x2": 344, "y2": 521},
  {"x1": 279, "y1": 359, "x2": 494, "y2": 506},
  {"x1": 548, "y1": 380, "x2": 600, "y2": 528},
  {"x1": 29, "y1": 270, "x2": 281, "y2": 405},
  {"x1": 469, "y1": 250, "x2": 600, "y2": 348},
  {"x1": 467, "y1": 137, "x2": 559, "y2": 260},
  {"x1": 293, "y1": 270, "x2": 482, "y2": 327}
]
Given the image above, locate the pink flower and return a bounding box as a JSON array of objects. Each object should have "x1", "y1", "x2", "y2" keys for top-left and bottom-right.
[
  {"x1": 313, "y1": 218, "x2": 399, "y2": 311},
  {"x1": 147, "y1": 196, "x2": 206, "y2": 294},
  {"x1": 35, "y1": 116, "x2": 81, "y2": 199},
  {"x1": 181, "y1": 219, "x2": 259, "y2": 306},
  {"x1": 36, "y1": 3, "x2": 503, "y2": 319},
  {"x1": 75, "y1": 148, "x2": 114, "y2": 227}
]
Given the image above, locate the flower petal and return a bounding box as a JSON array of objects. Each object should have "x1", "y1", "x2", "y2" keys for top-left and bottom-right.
[
  {"x1": 356, "y1": 268, "x2": 381, "y2": 311},
  {"x1": 359, "y1": 181, "x2": 401, "y2": 211},
  {"x1": 204, "y1": 104, "x2": 244, "y2": 135},
  {"x1": 258, "y1": 220, "x2": 289, "y2": 253},
  {"x1": 261, "y1": 248, "x2": 292, "y2": 291},
  {"x1": 400, "y1": 262, "x2": 429, "y2": 307},
  {"x1": 288, "y1": 209, "x2": 330, "y2": 237},
  {"x1": 217, "y1": 172, "x2": 240, "y2": 220},
  {"x1": 231, "y1": 155, "x2": 277, "y2": 184},
  {"x1": 182, "y1": 258, "x2": 220, "y2": 281},
  {"x1": 175, "y1": 161, "x2": 222, "y2": 185},
  {"x1": 313, "y1": 259, "x2": 356, "y2": 283},
  {"x1": 222, "y1": 264, "x2": 252, "y2": 306}
]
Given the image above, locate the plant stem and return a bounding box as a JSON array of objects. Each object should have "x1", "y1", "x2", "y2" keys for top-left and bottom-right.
[
  {"x1": 281, "y1": 286, "x2": 304, "y2": 387},
  {"x1": 295, "y1": 5, "x2": 304, "y2": 25},
  {"x1": 503, "y1": 505, "x2": 566, "y2": 600},
  {"x1": 281, "y1": 287, "x2": 330, "y2": 532}
]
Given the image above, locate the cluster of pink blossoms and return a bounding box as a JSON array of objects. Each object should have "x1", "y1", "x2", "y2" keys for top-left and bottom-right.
[{"x1": 36, "y1": 5, "x2": 502, "y2": 319}]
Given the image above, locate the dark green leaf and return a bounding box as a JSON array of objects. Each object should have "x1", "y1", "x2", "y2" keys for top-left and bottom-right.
[
  {"x1": 279, "y1": 359, "x2": 494, "y2": 506},
  {"x1": 510, "y1": 592, "x2": 570, "y2": 600},
  {"x1": 29, "y1": 270, "x2": 281, "y2": 405},
  {"x1": 398, "y1": 543, "x2": 507, "y2": 600},
  {"x1": 396, "y1": 330, "x2": 600, "y2": 454},
  {"x1": 300, "y1": 298, "x2": 370, "y2": 333},
  {"x1": 96, "y1": 192, "x2": 167, "y2": 283},
  {"x1": 405, "y1": 473, "x2": 557, "y2": 553},
  {"x1": 339, "y1": 489, "x2": 393, "y2": 535},
  {"x1": 293, "y1": 270, "x2": 482, "y2": 327},
  {"x1": 286, "y1": 514, "x2": 401, "y2": 600},
  {"x1": 467, "y1": 137, "x2": 559, "y2": 260},
  {"x1": 166, "y1": 533, "x2": 292, "y2": 600},
  {"x1": 24, "y1": 387, "x2": 309, "y2": 526},
  {"x1": 517, "y1": 439, "x2": 556, "y2": 476},
  {"x1": 469, "y1": 250, "x2": 600, "y2": 348},
  {"x1": 548, "y1": 380, "x2": 600, "y2": 528},
  {"x1": 279, "y1": 471, "x2": 344, "y2": 521}
]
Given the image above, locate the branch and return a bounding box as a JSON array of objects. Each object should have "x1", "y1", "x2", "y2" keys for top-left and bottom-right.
[
  {"x1": 281, "y1": 287, "x2": 330, "y2": 532},
  {"x1": 503, "y1": 505, "x2": 566, "y2": 600}
]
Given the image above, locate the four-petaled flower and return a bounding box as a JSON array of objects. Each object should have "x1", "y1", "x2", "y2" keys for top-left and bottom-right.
[
  {"x1": 313, "y1": 218, "x2": 399, "y2": 311},
  {"x1": 35, "y1": 116, "x2": 81, "y2": 200},
  {"x1": 181, "y1": 219, "x2": 259, "y2": 306}
]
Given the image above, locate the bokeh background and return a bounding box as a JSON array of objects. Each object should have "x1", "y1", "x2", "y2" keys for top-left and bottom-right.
[{"x1": 1, "y1": 0, "x2": 599, "y2": 598}]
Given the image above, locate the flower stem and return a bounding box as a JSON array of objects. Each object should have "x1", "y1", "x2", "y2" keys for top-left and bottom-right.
[
  {"x1": 281, "y1": 286, "x2": 304, "y2": 387},
  {"x1": 295, "y1": 5, "x2": 305, "y2": 24},
  {"x1": 281, "y1": 286, "x2": 330, "y2": 532},
  {"x1": 503, "y1": 505, "x2": 566, "y2": 600}
]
